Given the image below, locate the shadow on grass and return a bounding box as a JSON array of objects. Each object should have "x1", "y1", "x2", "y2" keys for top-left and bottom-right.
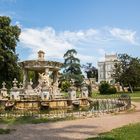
[
  {"x1": 0, "y1": 115, "x2": 76, "y2": 125},
  {"x1": 0, "y1": 128, "x2": 16, "y2": 134}
]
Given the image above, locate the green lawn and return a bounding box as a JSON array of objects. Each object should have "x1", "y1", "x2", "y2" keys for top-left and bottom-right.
[
  {"x1": 131, "y1": 98, "x2": 140, "y2": 102},
  {"x1": 0, "y1": 115, "x2": 76, "y2": 125},
  {"x1": 92, "y1": 91, "x2": 140, "y2": 101},
  {"x1": 87, "y1": 123, "x2": 140, "y2": 140}
]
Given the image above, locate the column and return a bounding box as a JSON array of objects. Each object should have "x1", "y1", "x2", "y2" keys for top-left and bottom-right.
[
  {"x1": 52, "y1": 70, "x2": 59, "y2": 97},
  {"x1": 53, "y1": 70, "x2": 58, "y2": 86},
  {"x1": 23, "y1": 69, "x2": 28, "y2": 88},
  {"x1": 45, "y1": 68, "x2": 49, "y2": 75},
  {"x1": 44, "y1": 68, "x2": 50, "y2": 87}
]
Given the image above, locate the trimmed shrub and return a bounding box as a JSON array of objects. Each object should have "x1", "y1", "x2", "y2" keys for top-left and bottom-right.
[
  {"x1": 99, "y1": 81, "x2": 117, "y2": 94},
  {"x1": 99, "y1": 81, "x2": 110, "y2": 94},
  {"x1": 108, "y1": 86, "x2": 117, "y2": 94}
]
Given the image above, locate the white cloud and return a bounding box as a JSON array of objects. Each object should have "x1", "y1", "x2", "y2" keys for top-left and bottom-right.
[
  {"x1": 20, "y1": 27, "x2": 102, "y2": 63},
  {"x1": 77, "y1": 54, "x2": 95, "y2": 63},
  {"x1": 109, "y1": 28, "x2": 138, "y2": 45},
  {"x1": 59, "y1": 29, "x2": 98, "y2": 44},
  {"x1": 19, "y1": 26, "x2": 139, "y2": 64},
  {"x1": 20, "y1": 27, "x2": 73, "y2": 61},
  {"x1": 98, "y1": 48, "x2": 105, "y2": 55}
]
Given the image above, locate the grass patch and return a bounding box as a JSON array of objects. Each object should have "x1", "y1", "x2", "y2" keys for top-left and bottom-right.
[
  {"x1": 92, "y1": 91, "x2": 140, "y2": 99},
  {"x1": 87, "y1": 123, "x2": 140, "y2": 140},
  {"x1": 0, "y1": 128, "x2": 14, "y2": 134},
  {"x1": 0, "y1": 115, "x2": 76, "y2": 125},
  {"x1": 14, "y1": 115, "x2": 75, "y2": 124},
  {"x1": 132, "y1": 98, "x2": 140, "y2": 102}
]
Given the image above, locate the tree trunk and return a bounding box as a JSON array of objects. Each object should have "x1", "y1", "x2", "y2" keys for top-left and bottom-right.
[
  {"x1": 129, "y1": 83, "x2": 133, "y2": 93},
  {"x1": 121, "y1": 82, "x2": 125, "y2": 92}
]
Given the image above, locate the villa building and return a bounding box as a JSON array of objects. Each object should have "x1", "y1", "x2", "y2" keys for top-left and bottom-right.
[{"x1": 98, "y1": 54, "x2": 118, "y2": 84}]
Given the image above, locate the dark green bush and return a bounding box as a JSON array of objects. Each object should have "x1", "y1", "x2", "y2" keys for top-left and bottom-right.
[
  {"x1": 99, "y1": 81, "x2": 117, "y2": 94},
  {"x1": 0, "y1": 128, "x2": 11, "y2": 134},
  {"x1": 108, "y1": 87, "x2": 117, "y2": 94},
  {"x1": 99, "y1": 81, "x2": 110, "y2": 94}
]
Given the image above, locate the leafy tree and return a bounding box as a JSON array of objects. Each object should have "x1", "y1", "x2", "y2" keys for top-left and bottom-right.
[
  {"x1": 0, "y1": 16, "x2": 21, "y2": 88},
  {"x1": 62, "y1": 49, "x2": 83, "y2": 88},
  {"x1": 113, "y1": 54, "x2": 140, "y2": 93},
  {"x1": 82, "y1": 63, "x2": 98, "y2": 81},
  {"x1": 125, "y1": 58, "x2": 140, "y2": 91}
]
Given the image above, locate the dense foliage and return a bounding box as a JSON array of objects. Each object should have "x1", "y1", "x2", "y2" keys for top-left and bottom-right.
[
  {"x1": 99, "y1": 81, "x2": 117, "y2": 94},
  {"x1": 113, "y1": 54, "x2": 140, "y2": 92},
  {"x1": 61, "y1": 49, "x2": 83, "y2": 88},
  {"x1": 60, "y1": 81, "x2": 71, "y2": 92},
  {"x1": 82, "y1": 63, "x2": 98, "y2": 81},
  {"x1": 0, "y1": 16, "x2": 21, "y2": 88}
]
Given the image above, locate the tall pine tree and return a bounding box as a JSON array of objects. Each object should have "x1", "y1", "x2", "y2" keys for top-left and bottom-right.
[{"x1": 62, "y1": 49, "x2": 83, "y2": 87}]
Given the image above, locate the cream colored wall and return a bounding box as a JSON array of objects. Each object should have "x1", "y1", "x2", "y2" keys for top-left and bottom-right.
[{"x1": 98, "y1": 54, "x2": 117, "y2": 83}]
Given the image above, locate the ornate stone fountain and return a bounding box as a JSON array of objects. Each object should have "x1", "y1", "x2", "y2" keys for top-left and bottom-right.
[
  {"x1": 0, "y1": 51, "x2": 90, "y2": 110},
  {"x1": 19, "y1": 50, "x2": 63, "y2": 99}
]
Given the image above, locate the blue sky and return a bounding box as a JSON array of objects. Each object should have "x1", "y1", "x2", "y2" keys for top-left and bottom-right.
[{"x1": 0, "y1": 0, "x2": 140, "y2": 66}]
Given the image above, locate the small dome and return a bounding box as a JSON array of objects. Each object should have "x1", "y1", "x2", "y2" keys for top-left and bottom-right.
[{"x1": 38, "y1": 50, "x2": 45, "y2": 54}]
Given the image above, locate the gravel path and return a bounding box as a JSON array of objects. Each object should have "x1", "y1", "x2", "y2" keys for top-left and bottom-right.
[{"x1": 0, "y1": 102, "x2": 140, "y2": 140}]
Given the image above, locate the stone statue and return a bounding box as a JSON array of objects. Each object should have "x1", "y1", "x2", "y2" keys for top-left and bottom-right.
[
  {"x1": 0, "y1": 82, "x2": 8, "y2": 98},
  {"x1": 38, "y1": 72, "x2": 50, "y2": 87},
  {"x1": 12, "y1": 78, "x2": 18, "y2": 89}
]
